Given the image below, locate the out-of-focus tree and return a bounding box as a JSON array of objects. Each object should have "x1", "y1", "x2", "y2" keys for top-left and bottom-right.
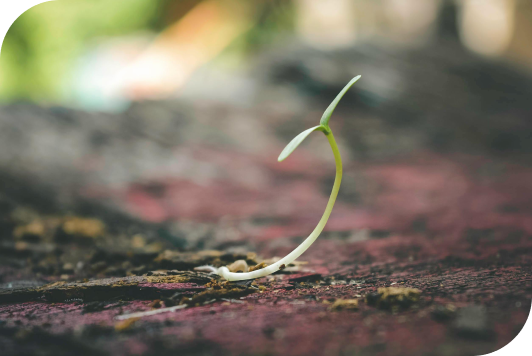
[
  {"x1": 0, "y1": 0, "x2": 294, "y2": 106},
  {"x1": 0, "y1": 0, "x2": 162, "y2": 102},
  {"x1": 3, "y1": 0, "x2": 532, "y2": 107}
]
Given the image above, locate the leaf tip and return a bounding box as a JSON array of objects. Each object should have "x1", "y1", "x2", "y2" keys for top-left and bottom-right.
[
  {"x1": 277, "y1": 125, "x2": 322, "y2": 163},
  {"x1": 320, "y1": 75, "x2": 361, "y2": 127}
]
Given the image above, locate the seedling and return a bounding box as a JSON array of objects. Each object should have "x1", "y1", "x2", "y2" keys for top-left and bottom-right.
[{"x1": 205, "y1": 76, "x2": 361, "y2": 281}]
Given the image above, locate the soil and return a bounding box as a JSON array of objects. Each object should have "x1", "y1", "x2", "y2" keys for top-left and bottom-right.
[
  {"x1": 1, "y1": 148, "x2": 530, "y2": 356},
  {"x1": 1, "y1": 34, "x2": 532, "y2": 355}
]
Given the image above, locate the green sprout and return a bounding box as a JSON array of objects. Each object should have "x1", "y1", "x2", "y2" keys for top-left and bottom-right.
[{"x1": 206, "y1": 75, "x2": 361, "y2": 281}]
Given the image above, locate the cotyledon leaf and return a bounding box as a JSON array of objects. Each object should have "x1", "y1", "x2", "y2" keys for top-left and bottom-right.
[
  {"x1": 217, "y1": 75, "x2": 361, "y2": 281},
  {"x1": 320, "y1": 75, "x2": 361, "y2": 128},
  {"x1": 278, "y1": 125, "x2": 322, "y2": 162}
]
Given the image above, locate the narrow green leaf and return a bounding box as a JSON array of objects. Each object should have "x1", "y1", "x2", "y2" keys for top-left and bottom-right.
[
  {"x1": 278, "y1": 125, "x2": 322, "y2": 162},
  {"x1": 320, "y1": 75, "x2": 361, "y2": 127}
]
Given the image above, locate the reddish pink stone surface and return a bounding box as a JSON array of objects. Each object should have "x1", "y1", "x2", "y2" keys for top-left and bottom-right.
[{"x1": 1, "y1": 149, "x2": 531, "y2": 356}]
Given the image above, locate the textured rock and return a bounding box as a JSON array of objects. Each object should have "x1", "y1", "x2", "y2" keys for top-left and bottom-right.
[{"x1": 1, "y1": 35, "x2": 532, "y2": 355}]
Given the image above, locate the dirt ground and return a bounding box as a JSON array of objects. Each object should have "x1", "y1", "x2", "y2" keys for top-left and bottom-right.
[
  {"x1": 1, "y1": 147, "x2": 530, "y2": 356},
  {"x1": 1, "y1": 41, "x2": 532, "y2": 356}
]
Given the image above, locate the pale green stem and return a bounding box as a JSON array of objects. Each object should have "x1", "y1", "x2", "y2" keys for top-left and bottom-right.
[{"x1": 218, "y1": 129, "x2": 342, "y2": 281}]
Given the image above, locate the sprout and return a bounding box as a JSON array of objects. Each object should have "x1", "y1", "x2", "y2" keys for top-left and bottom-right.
[{"x1": 204, "y1": 75, "x2": 361, "y2": 281}]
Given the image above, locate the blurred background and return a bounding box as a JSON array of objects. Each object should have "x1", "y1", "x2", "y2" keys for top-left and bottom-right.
[
  {"x1": 1, "y1": 1, "x2": 532, "y2": 355},
  {"x1": 3, "y1": 0, "x2": 532, "y2": 108},
  {"x1": 1, "y1": 0, "x2": 532, "y2": 271}
]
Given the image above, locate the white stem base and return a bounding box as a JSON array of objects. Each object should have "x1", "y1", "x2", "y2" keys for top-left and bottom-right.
[{"x1": 217, "y1": 129, "x2": 342, "y2": 281}]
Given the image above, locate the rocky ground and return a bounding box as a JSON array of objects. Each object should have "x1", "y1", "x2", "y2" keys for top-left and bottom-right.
[{"x1": 1, "y1": 38, "x2": 531, "y2": 356}]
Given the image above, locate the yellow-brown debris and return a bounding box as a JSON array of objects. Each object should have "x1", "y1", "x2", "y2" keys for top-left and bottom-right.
[
  {"x1": 330, "y1": 299, "x2": 359, "y2": 311},
  {"x1": 115, "y1": 317, "x2": 139, "y2": 332},
  {"x1": 145, "y1": 275, "x2": 196, "y2": 284},
  {"x1": 377, "y1": 287, "x2": 421, "y2": 301},
  {"x1": 366, "y1": 287, "x2": 421, "y2": 311},
  {"x1": 62, "y1": 217, "x2": 105, "y2": 238},
  {"x1": 14, "y1": 220, "x2": 46, "y2": 239},
  {"x1": 249, "y1": 262, "x2": 268, "y2": 272},
  {"x1": 227, "y1": 260, "x2": 249, "y2": 272}
]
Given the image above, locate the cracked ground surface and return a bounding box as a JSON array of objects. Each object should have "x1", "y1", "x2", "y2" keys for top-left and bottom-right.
[
  {"x1": 1, "y1": 148, "x2": 530, "y2": 356},
  {"x1": 1, "y1": 42, "x2": 532, "y2": 356}
]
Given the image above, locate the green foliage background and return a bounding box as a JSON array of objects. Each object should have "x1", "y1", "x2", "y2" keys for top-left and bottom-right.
[
  {"x1": 0, "y1": 0, "x2": 294, "y2": 105},
  {"x1": 0, "y1": 0, "x2": 161, "y2": 103}
]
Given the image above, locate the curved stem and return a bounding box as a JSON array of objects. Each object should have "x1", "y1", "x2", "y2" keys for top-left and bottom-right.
[{"x1": 218, "y1": 129, "x2": 342, "y2": 281}]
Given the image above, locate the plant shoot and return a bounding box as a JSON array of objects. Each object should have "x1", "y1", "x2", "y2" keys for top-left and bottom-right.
[{"x1": 202, "y1": 75, "x2": 361, "y2": 281}]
